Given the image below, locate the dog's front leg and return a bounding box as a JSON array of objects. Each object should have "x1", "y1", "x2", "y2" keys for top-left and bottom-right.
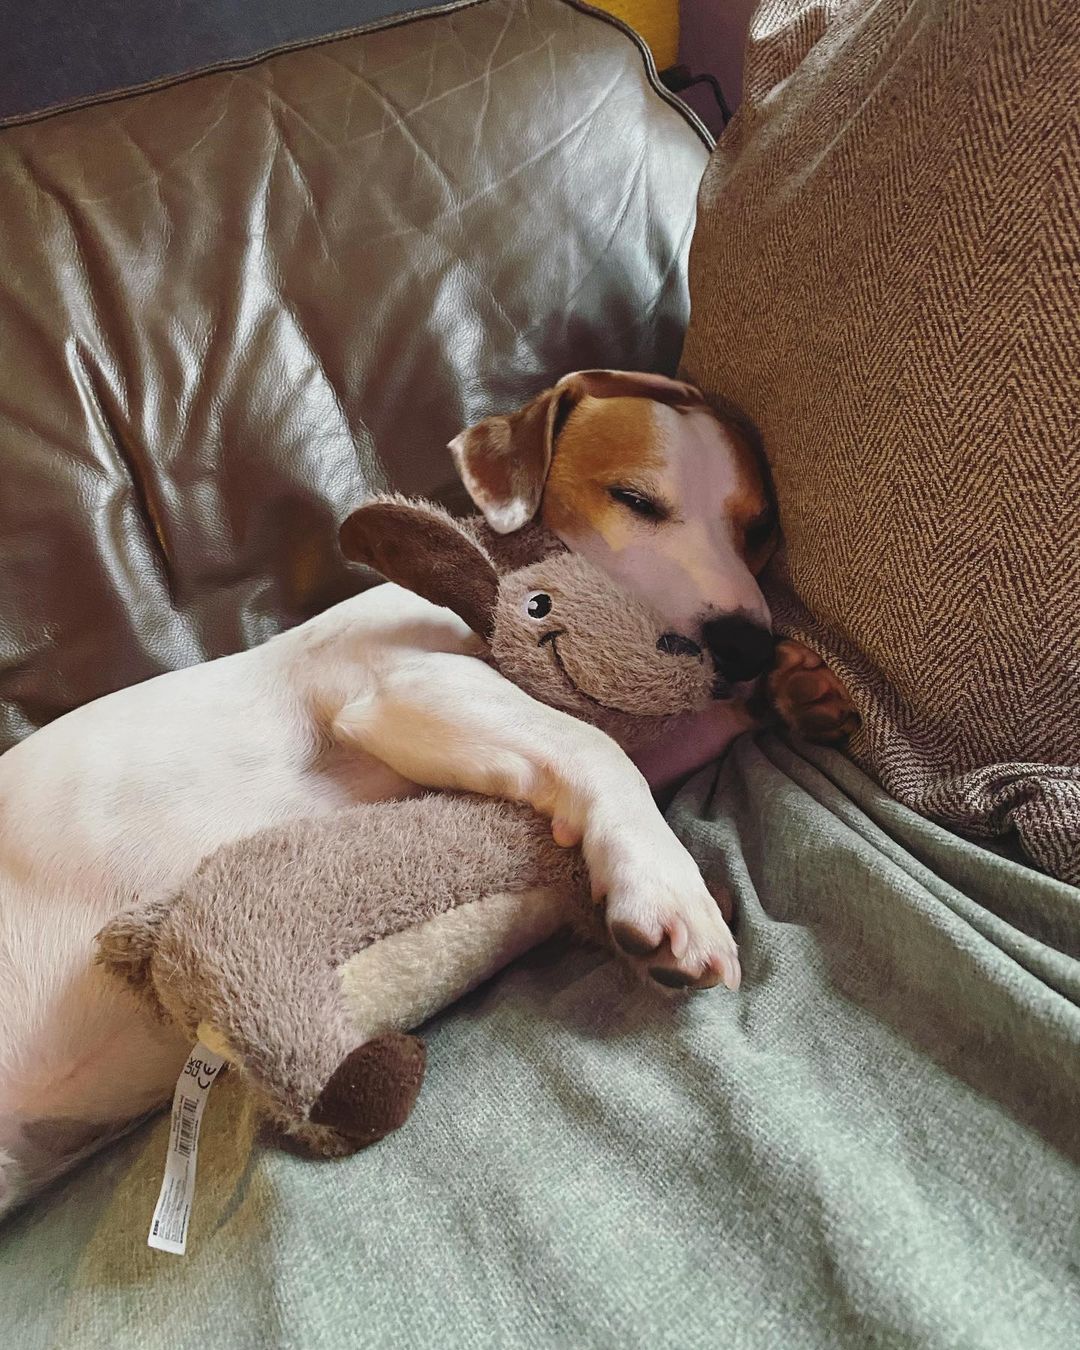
[{"x1": 333, "y1": 654, "x2": 739, "y2": 991}]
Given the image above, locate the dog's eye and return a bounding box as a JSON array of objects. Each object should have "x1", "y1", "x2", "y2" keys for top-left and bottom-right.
[
  {"x1": 525, "y1": 592, "x2": 552, "y2": 619},
  {"x1": 609, "y1": 487, "x2": 665, "y2": 521},
  {"x1": 744, "y1": 513, "x2": 775, "y2": 553}
]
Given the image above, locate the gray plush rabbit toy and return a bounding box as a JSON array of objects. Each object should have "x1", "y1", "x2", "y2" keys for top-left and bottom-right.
[{"x1": 96, "y1": 497, "x2": 732, "y2": 1159}]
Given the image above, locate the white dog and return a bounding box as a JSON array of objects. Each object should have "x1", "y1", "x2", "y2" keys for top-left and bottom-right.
[{"x1": 0, "y1": 371, "x2": 853, "y2": 1215}]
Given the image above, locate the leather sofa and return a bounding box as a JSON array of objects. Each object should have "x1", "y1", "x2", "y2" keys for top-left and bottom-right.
[{"x1": 0, "y1": 0, "x2": 708, "y2": 751}]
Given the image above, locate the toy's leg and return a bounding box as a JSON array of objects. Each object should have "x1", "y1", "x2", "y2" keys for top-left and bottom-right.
[
  {"x1": 203, "y1": 961, "x2": 424, "y2": 1158},
  {"x1": 304, "y1": 1033, "x2": 425, "y2": 1155},
  {"x1": 337, "y1": 884, "x2": 586, "y2": 1044}
]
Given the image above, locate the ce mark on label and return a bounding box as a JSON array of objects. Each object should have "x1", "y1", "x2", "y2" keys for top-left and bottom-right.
[{"x1": 183, "y1": 1057, "x2": 221, "y2": 1091}]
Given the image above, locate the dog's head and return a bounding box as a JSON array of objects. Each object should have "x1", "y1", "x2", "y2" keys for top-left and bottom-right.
[
  {"x1": 339, "y1": 496, "x2": 717, "y2": 748},
  {"x1": 449, "y1": 371, "x2": 778, "y2": 691}
]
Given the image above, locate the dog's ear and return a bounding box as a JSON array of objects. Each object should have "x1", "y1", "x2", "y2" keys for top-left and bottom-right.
[
  {"x1": 448, "y1": 371, "x2": 708, "y2": 534},
  {"x1": 340, "y1": 497, "x2": 500, "y2": 638},
  {"x1": 448, "y1": 386, "x2": 568, "y2": 536}
]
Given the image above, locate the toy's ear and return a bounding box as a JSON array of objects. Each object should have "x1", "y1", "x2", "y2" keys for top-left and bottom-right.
[
  {"x1": 448, "y1": 371, "x2": 707, "y2": 535},
  {"x1": 95, "y1": 894, "x2": 174, "y2": 1017},
  {"x1": 340, "y1": 497, "x2": 500, "y2": 638}
]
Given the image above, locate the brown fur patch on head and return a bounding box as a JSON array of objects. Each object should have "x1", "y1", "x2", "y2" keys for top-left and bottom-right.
[
  {"x1": 543, "y1": 389, "x2": 777, "y2": 574},
  {"x1": 449, "y1": 371, "x2": 708, "y2": 534},
  {"x1": 723, "y1": 420, "x2": 777, "y2": 574},
  {"x1": 451, "y1": 373, "x2": 778, "y2": 583},
  {"x1": 558, "y1": 370, "x2": 707, "y2": 408},
  {"x1": 694, "y1": 394, "x2": 777, "y2": 573},
  {"x1": 541, "y1": 396, "x2": 666, "y2": 538}
]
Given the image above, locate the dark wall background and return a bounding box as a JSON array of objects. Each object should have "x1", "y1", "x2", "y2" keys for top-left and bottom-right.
[
  {"x1": 0, "y1": 1, "x2": 751, "y2": 127},
  {"x1": 0, "y1": 0, "x2": 434, "y2": 121},
  {"x1": 681, "y1": 0, "x2": 754, "y2": 110}
]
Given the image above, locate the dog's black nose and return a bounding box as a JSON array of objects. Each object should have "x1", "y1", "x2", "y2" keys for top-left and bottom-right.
[
  {"x1": 657, "y1": 632, "x2": 702, "y2": 659},
  {"x1": 702, "y1": 615, "x2": 775, "y2": 683}
]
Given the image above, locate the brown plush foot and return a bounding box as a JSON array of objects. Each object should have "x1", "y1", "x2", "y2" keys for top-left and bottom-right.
[
  {"x1": 769, "y1": 640, "x2": 860, "y2": 744},
  {"x1": 308, "y1": 1032, "x2": 426, "y2": 1150}
]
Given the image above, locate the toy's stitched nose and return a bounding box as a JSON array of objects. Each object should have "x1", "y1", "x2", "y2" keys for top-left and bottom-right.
[
  {"x1": 656, "y1": 632, "x2": 702, "y2": 659},
  {"x1": 702, "y1": 615, "x2": 775, "y2": 683}
]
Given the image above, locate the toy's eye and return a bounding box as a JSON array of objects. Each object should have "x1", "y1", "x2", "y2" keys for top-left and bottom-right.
[{"x1": 525, "y1": 592, "x2": 552, "y2": 619}]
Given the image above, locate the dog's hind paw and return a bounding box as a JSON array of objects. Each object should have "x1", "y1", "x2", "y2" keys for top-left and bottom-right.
[{"x1": 769, "y1": 640, "x2": 860, "y2": 745}]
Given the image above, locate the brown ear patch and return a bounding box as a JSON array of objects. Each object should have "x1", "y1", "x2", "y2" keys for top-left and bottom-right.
[{"x1": 340, "y1": 497, "x2": 500, "y2": 638}]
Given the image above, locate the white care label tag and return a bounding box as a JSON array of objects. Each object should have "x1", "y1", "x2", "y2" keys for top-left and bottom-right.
[{"x1": 147, "y1": 1042, "x2": 226, "y2": 1256}]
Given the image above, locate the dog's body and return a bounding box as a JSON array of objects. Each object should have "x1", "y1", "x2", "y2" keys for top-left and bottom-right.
[{"x1": 0, "y1": 371, "x2": 854, "y2": 1215}]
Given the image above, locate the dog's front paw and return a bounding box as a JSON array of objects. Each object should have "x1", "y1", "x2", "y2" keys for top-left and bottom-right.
[
  {"x1": 769, "y1": 640, "x2": 860, "y2": 744},
  {"x1": 603, "y1": 842, "x2": 740, "y2": 993}
]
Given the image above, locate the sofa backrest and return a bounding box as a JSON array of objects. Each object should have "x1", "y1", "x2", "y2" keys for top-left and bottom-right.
[{"x1": 0, "y1": 0, "x2": 708, "y2": 751}]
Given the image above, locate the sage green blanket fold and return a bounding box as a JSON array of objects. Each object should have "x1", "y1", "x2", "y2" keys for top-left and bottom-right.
[{"x1": 3, "y1": 735, "x2": 1078, "y2": 1349}]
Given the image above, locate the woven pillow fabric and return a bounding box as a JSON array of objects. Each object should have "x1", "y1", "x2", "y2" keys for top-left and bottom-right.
[{"x1": 682, "y1": 0, "x2": 1080, "y2": 884}]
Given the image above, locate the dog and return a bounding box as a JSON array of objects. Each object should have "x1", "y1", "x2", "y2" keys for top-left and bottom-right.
[
  {"x1": 451, "y1": 370, "x2": 857, "y2": 784},
  {"x1": 0, "y1": 370, "x2": 855, "y2": 1216}
]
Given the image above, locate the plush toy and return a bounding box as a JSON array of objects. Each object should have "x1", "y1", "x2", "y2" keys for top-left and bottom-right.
[{"x1": 96, "y1": 498, "x2": 728, "y2": 1158}]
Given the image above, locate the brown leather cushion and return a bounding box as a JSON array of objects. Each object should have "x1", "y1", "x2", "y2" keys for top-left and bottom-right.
[
  {"x1": 683, "y1": 0, "x2": 1079, "y2": 883},
  {"x1": 0, "y1": 0, "x2": 708, "y2": 750}
]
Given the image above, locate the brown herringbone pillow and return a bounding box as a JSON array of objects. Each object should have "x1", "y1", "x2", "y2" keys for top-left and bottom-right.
[{"x1": 683, "y1": 0, "x2": 1080, "y2": 883}]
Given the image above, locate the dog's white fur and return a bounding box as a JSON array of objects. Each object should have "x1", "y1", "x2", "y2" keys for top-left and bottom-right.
[{"x1": 0, "y1": 393, "x2": 770, "y2": 1216}]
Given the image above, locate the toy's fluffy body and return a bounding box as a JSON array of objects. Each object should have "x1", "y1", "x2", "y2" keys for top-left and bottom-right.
[{"x1": 101, "y1": 796, "x2": 593, "y2": 1155}]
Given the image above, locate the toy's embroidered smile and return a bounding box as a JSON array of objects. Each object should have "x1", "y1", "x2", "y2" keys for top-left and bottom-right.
[{"x1": 539, "y1": 629, "x2": 665, "y2": 717}]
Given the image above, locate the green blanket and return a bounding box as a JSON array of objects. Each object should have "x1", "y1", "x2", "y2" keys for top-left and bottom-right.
[{"x1": 3, "y1": 735, "x2": 1078, "y2": 1348}]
